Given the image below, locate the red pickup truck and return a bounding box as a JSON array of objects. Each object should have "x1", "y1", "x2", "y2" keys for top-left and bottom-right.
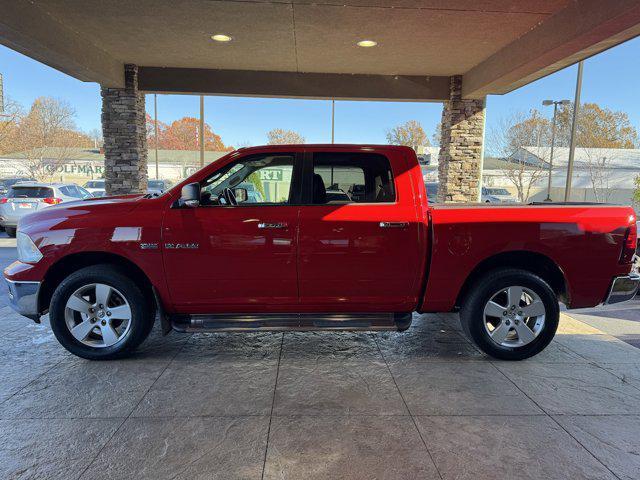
[{"x1": 5, "y1": 145, "x2": 639, "y2": 361}]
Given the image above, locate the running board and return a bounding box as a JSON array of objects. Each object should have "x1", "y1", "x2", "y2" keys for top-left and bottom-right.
[{"x1": 171, "y1": 313, "x2": 412, "y2": 333}]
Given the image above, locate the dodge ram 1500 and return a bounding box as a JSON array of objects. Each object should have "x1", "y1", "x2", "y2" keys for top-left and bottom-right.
[{"x1": 5, "y1": 145, "x2": 639, "y2": 360}]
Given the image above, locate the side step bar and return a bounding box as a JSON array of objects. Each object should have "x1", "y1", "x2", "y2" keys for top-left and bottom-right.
[{"x1": 171, "y1": 312, "x2": 412, "y2": 333}]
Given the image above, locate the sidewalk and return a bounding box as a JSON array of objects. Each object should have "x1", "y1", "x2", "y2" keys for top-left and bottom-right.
[{"x1": 1, "y1": 308, "x2": 639, "y2": 479}]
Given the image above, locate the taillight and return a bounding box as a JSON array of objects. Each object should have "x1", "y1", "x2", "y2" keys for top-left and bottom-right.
[
  {"x1": 0, "y1": 198, "x2": 7, "y2": 204},
  {"x1": 42, "y1": 197, "x2": 62, "y2": 205},
  {"x1": 620, "y1": 223, "x2": 637, "y2": 264}
]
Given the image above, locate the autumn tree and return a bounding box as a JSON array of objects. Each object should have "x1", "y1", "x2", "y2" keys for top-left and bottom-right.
[
  {"x1": 159, "y1": 117, "x2": 232, "y2": 151},
  {"x1": 555, "y1": 102, "x2": 639, "y2": 202},
  {"x1": 0, "y1": 98, "x2": 23, "y2": 154},
  {"x1": 488, "y1": 110, "x2": 551, "y2": 202},
  {"x1": 386, "y1": 120, "x2": 430, "y2": 149},
  {"x1": 145, "y1": 113, "x2": 167, "y2": 150},
  {"x1": 267, "y1": 128, "x2": 305, "y2": 145},
  {"x1": 555, "y1": 103, "x2": 639, "y2": 149},
  {"x1": 4, "y1": 97, "x2": 91, "y2": 180}
]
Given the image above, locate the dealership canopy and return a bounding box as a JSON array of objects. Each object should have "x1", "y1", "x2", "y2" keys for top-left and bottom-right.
[{"x1": 2, "y1": 0, "x2": 639, "y2": 100}]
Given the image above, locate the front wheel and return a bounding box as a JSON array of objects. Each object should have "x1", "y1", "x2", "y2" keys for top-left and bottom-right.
[
  {"x1": 49, "y1": 264, "x2": 154, "y2": 360},
  {"x1": 460, "y1": 268, "x2": 559, "y2": 360}
]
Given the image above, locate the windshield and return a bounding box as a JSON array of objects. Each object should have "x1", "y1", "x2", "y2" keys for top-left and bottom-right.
[
  {"x1": 8, "y1": 186, "x2": 53, "y2": 199},
  {"x1": 486, "y1": 188, "x2": 510, "y2": 195},
  {"x1": 148, "y1": 180, "x2": 166, "y2": 189},
  {"x1": 84, "y1": 180, "x2": 105, "y2": 188},
  {"x1": 425, "y1": 183, "x2": 438, "y2": 195}
]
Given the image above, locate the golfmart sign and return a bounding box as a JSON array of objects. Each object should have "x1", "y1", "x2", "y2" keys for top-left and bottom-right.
[
  {"x1": 0, "y1": 158, "x2": 193, "y2": 181},
  {"x1": 44, "y1": 162, "x2": 105, "y2": 176},
  {"x1": 0, "y1": 157, "x2": 288, "y2": 183}
]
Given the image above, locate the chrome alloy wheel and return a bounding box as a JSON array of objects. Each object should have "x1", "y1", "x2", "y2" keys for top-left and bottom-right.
[
  {"x1": 482, "y1": 285, "x2": 546, "y2": 347},
  {"x1": 64, "y1": 283, "x2": 132, "y2": 348}
]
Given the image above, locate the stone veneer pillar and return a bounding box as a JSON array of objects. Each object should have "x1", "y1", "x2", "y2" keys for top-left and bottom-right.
[
  {"x1": 437, "y1": 76, "x2": 485, "y2": 203},
  {"x1": 101, "y1": 64, "x2": 148, "y2": 195}
]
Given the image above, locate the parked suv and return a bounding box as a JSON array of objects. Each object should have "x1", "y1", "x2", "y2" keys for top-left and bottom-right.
[
  {"x1": 147, "y1": 179, "x2": 172, "y2": 195},
  {"x1": 0, "y1": 177, "x2": 36, "y2": 196},
  {"x1": 83, "y1": 179, "x2": 106, "y2": 196},
  {"x1": 0, "y1": 182, "x2": 92, "y2": 236},
  {"x1": 482, "y1": 187, "x2": 517, "y2": 203}
]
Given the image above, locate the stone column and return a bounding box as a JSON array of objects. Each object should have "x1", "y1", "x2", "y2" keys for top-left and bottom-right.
[
  {"x1": 101, "y1": 64, "x2": 148, "y2": 195},
  {"x1": 437, "y1": 76, "x2": 485, "y2": 203}
]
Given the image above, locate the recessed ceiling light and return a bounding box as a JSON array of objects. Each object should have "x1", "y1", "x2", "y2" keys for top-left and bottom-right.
[
  {"x1": 211, "y1": 34, "x2": 233, "y2": 42},
  {"x1": 357, "y1": 40, "x2": 377, "y2": 48}
]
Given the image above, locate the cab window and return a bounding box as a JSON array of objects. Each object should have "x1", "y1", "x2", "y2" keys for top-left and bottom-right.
[
  {"x1": 311, "y1": 152, "x2": 395, "y2": 204},
  {"x1": 200, "y1": 154, "x2": 295, "y2": 206}
]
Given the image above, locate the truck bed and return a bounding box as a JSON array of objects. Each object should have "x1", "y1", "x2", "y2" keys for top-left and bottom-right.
[{"x1": 420, "y1": 203, "x2": 636, "y2": 312}]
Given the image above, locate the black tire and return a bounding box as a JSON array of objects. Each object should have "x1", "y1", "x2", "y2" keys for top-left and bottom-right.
[
  {"x1": 49, "y1": 264, "x2": 154, "y2": 360},
  {"x1": 460, "y1": 268, "x2": 559, "y2": 361},
  {"x1": 5, "y1": 227, "x2": 16, "y2": 237}
]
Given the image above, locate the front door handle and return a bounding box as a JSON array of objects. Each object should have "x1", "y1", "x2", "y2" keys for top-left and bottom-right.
[
  {"x1": 379, "y1": 222, "x2": 409, "y2": 229},
  {"x1": 258, "y1": 222, "x2": 288, "y2": 229}
]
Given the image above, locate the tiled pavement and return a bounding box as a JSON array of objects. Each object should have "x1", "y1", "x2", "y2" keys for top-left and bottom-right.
[{"x1": 2, "y1": 307, "x2": 640, "y2": 480}]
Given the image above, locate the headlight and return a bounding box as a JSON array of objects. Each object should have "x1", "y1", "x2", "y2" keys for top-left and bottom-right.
[{"x1": 17, "y1": 232, "x2": 43, "y2": 263}]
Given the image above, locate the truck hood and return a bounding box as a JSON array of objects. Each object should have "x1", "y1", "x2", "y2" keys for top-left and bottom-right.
[{"x1": 18, "y1": 194, "x2": 146, "y2": 232}]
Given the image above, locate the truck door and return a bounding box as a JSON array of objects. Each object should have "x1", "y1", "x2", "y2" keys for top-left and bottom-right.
[
  {"x1": 297, "y1": 149, "x2": 422, "y2": 312},
  {"x1": 162, "y1": 152, "x2": 302, "y2": 312}
]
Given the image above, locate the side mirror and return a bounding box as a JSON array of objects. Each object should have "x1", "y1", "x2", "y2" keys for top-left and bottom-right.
[
  {"x1": 179, "y1": 182, "x2": 200, "y2": 208},
  {"x1": 233, "y1": 187, "x2": 248, "y2": 203}
]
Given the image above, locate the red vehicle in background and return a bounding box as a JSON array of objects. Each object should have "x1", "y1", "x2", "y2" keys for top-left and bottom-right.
[{"x1": 5, "y1": 145, "x2": 639, "y2": 360}]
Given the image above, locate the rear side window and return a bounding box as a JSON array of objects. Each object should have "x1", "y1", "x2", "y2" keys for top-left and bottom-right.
[
  {"x1": 311, "y1": 152, "x2": 395, "y2": 204},
  {"x1": 8, "y1": 187, "x2": 53, "y2": 198},
  {"x1": 58, "y1": 186, "x2": 73, "y2": 197},
  {"x1": 66, "y1": 185, "x2": 85, "y2": 198}
]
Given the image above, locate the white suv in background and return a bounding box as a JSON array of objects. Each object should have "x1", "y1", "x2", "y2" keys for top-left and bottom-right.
[
  {"x1": 83, "y1": 179, "x2": 106, "y2": 196},
  {"x1": 0, "y1": 182, "x2": 92, "y2": 237},
  {"x1": 482, "y1": 187, "x2": 518, "y2": 203}
]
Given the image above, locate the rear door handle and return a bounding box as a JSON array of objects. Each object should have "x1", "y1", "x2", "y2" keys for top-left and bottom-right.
[
  {"x1": 379, "y1": 222, "x2": 409, "y2": 229},
  {"x1": 258, "y1": 222, "x2": 288, "y2": 229}
]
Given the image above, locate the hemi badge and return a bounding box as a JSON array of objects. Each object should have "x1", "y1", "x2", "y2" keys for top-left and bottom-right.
[{"x1": 140, "y1": 243, "x2": 159, "y2": 250}]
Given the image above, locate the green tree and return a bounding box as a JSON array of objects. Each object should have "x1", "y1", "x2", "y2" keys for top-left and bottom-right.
[
  {"x1": 246, "y1": 172, "x2": 265, "y2": 199},
  {"x1": 634, "y1": 175, "x2": 640, "y2": 205}
]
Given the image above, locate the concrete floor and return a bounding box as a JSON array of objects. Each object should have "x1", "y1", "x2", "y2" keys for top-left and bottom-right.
[
  {"x1": 2, "y1": 308, "x2": 640, "y2": 480},
  {"x1": 1, "y1": 235, "x2": 640, "y2": 479}
]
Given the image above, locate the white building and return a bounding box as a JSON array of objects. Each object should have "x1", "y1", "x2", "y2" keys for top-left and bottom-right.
[{"x1": 483, "y1": 146, "x2": 640, "y2": 204}]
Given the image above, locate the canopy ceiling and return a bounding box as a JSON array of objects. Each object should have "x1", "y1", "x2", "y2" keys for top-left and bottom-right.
[{"x1": 1, "y1": 0, "x2": 639, "y2": 100}]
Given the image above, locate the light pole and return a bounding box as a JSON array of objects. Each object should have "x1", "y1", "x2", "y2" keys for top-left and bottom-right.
[
  {"x1": 154, "y1": 94, "x2": 159, "y2": 180},
  {"x1": 199, "y1": 95, "x2": 205, "y2": 168},
  {"x1": 331, "y1": 100, "x2": 335, "y2": 144},
  {"x1": 565, "y1": 60, "x2": 584, "y2": 202},
  {"x1": 542, "y1": 98, "x2": 570, "y2": 201}
]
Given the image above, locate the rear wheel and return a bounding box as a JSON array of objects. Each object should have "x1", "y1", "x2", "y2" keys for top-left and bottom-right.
[
  {"x1": 5, "y1": 227, "x2": 16, "y2": 237},
  {"x1": 49, "y1": 265, "x2": 154, "y2": 360},
  {"x1": 460, "y1": 268, "x2": 559, "y2": 360}
]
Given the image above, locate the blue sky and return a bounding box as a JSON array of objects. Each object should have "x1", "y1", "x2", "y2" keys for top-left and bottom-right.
[{"x1": 1, "y1": 36, "x2": 639, "y2": 148}]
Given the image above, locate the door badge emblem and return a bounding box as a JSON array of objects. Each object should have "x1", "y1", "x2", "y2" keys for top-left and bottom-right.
[{"x1": 164, "y1": 243, "x2": 199, "y2": 249}]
